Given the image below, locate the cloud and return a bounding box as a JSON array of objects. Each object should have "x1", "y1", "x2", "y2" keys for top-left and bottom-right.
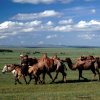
[
  {"x1": 12, "y1": 0, "x2": 55, "y2": 4},
  {"x1": 53, "y1": 25, "x2": 72, "y2": 32},
  {"x1": 91, "y1": 9, "x2": 96, "y2": 14},
  {"x1": 58, "y1": 0, "x2": 74, "y2": 4},
  {"x1": 12, "y1": 0, "x2": 74, "y2": 4},
  {"x1": 38, "y1": 41, "x2": 44, "y2": 44},
  {"x1": 12, "y1": 10, "x2": 61, "y2": 20},
  {"x1": 46, "y1": 21, "x2": 54, "y2": 25},
  {"x1": 0, "y1": 19, "x2": 100, "y2": 40},
  {"x1": 58, "y1": 19, "x2": 73, "y2": 24},
  {"x1": 0, "y1": 36, "x2": 7, "y2": 39},
  {"x1": 46, "y1": 34, "x2": 57, "y2": 39},
  {"x1": 0, "y1": 20, "x2": 42, "y2": 39},
  {"x1": 78, "y1": 33, "x2": 96, "y2": 40},
  {"x1": 75, "y1": 20, "x2": 100, "y2": 31}
]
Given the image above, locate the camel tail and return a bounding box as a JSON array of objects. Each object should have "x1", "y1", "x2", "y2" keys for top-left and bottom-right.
[{"x1": 61, "y1": 62, "x2": 67, "y2": 71}]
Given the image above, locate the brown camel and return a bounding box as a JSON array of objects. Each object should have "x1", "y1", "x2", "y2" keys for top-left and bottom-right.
[
  {"x1": 95, "y1": 57, "x2": 100, "y2": 68},
  {"x1": 28, "y1": 54, "x2": 67, "y2": 84},
  {"x1": 64, "y1": 56, "x2": 100, "y2": 81}
]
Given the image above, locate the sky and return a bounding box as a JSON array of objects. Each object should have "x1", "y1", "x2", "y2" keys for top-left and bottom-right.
[{"x1": 0, "y1": 0, "x2": 100, "y2": 46}]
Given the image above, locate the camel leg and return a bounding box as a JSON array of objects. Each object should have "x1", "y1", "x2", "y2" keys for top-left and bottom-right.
[
  {"x1": 78, "y1": 69, "x2": 86, "y2": 80},
  {"x1": 34, "y1": 76, "x2": 38, "y2": 84},
  {"x1": 91, "y1": 68, "x2": 96, "y2": 80},
  {"x1": 53, "y1": 72, "x2": 59, "y2": 82},
  {"x1": 47, "y1": 72, "x2": 54, "y2": 82},
  {"x1": 61, "y1": 72, "x2": 67, "y2": 82},
  {"x1": 78, "y1": 69, "x2": 82, "y2": 80},
  {"x1": 95, "y1": 68, "x2": 100, "y2": 81},
  {"x1": 41, "y1": 73, "x2": 46, "y2": 84}
]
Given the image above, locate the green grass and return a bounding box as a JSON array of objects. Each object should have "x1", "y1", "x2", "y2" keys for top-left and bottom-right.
[{"x1": 0, "y1": 47, "x2": 100, "y2": 100}]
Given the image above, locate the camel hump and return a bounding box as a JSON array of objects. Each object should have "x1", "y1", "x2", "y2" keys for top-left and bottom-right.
[{"x1": 87, "y1": 55, "x2": 94, "y2": 60}]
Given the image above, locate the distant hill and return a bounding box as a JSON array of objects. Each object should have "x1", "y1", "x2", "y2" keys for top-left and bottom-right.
[{"x1": 0, "y1": 44, "x2": 100, "y2": 48}]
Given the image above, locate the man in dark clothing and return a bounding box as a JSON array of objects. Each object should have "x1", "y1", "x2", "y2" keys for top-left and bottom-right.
[{"x1": 21, "y1": 55, "x2": 29, "y2": 76}]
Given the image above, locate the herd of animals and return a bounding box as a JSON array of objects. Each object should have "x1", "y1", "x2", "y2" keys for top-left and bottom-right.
[{"x1": 2, "y1": 53, "x2": 100, "y2": 85}]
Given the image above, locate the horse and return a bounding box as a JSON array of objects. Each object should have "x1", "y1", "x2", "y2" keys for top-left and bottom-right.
[{"x1": 2, "y1": 64, "x2": 28, "y2": 85}]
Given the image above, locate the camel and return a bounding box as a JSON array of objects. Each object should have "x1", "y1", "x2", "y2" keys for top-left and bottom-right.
[
  {"x1": 28, "y1": 54, "x2": 67, "y2": 84},
  {"x1": 64, "y1": 56, "x2": 100, "y2": 81}
]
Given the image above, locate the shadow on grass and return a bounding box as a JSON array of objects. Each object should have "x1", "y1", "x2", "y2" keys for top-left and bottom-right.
[{"x1": 52, "y1": 79, "x2": 98, "y2": 84}]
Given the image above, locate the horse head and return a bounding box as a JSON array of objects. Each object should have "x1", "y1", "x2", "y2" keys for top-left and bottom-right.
[
  {"x1": 2, "y1": 64, "x2": 8, "y2": 73},
  {"x1": 2, "y1": 64, "x2": 15, "y2": 73}
]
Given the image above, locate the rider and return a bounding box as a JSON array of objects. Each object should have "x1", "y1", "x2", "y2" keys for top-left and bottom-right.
[
  {"x1": 20, "y1": 54, "x2": 24, "y2": 64},
  {"x1": 21, "y1": 55, "x2": 29, "y2": 76}
]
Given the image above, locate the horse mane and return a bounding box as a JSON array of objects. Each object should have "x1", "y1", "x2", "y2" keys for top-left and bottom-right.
[{"x1": 13, "y1": 64, "x2": 21, "y2": 68}]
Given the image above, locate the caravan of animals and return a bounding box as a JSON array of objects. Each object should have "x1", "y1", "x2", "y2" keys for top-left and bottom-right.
[{"x1": 1, "y1": 48, "x2": 100, "y2": 85}]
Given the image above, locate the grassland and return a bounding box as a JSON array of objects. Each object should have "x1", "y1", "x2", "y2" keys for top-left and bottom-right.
[{"x1": 0, "y1": 47, "x2": 100, "y2": 100}]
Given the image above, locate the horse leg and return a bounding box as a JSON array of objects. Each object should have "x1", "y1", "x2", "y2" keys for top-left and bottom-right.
[
  {"x1": 15, "y1": 76, "x2": 18, "y2": 85},
  {"x1": 15, "y1": 75, "x2": 22, "y2": 85},
  {"x1": 27, "y1": 73, "x2": 32, "y2": 84},
  {"x1": 23, "y1": 75, "x2": 28, "y2": 84}
]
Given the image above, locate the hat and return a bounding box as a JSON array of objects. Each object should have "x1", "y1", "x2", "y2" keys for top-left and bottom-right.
[{"x1": 20, "y1": 54, "x2": 24, "y2": 57}]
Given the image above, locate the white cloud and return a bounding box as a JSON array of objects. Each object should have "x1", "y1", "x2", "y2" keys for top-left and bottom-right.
[
  {"x1": 58, "y1": 0, "x2": 74, "y2": 4},
  {"x1": 75, "y1": 21, "x2": 88, "y2": 28},
  {"x1": 46, "y1": 34, "x2": 57, "y2": 39},
  {"x1": 12, "y1": 0, "x2": 55, "y2": 4},
  {"x1": 0, "y1": 20, "x2": 42, "y2": 39},
  {"x1": 75, "y1": 20, "x2": 100, "y2": 30},
  {"x1": 91, "y1": 9, "x2": 96, "y2": 14},
  {"x1": 38, "y1": 41, "x2": 44, "y2": 44},
  {"x1": 0, "y1": 19, "x2": 100, "y2": 40},
  {"x1": 53, "y1": 25, "x2": 72, "y2": 32},
  {"x1": 12, "y1": 10, "x2": 60, "y2": 20},
  {"x1": 12, "y1": 0, "x2": 74, "y2": 4},
  {"x1": 46, "y1": 21, "x2": 54, "y2": 25},
  {"x1": 78, "y1": 33, "x2": 96, "y2": 40},
  {"x1": 0, "y1": 36, "x2": 7, "y2": 39},
  {"x1": 59, "y1": 19, "x2": 73, "y2": 25}
]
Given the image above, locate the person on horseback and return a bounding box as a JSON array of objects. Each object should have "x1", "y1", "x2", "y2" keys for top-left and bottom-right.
[{"x1": 21, "y1": 55, "x2": 29, "y2": 76}]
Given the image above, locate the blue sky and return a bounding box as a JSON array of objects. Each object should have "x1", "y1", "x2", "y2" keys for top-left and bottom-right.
[{"x1": 0, "y1": 0, "x2": 100, "y2": 46}]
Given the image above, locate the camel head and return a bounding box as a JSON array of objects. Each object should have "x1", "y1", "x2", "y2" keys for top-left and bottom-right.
[{"x1": 65, "y1": 57, "x2": 73, "y2": 64}]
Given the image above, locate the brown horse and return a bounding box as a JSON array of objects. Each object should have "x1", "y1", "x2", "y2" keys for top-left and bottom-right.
[
  {"x1": 2, "y1": 64, "x2": 28, "y2": 84},
  {"x1": 64, "y1": 56, "x2": 100, "y2": 81},
  {"x1": 28, "y1": 54, "x2": 67, "y2": 84}
]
